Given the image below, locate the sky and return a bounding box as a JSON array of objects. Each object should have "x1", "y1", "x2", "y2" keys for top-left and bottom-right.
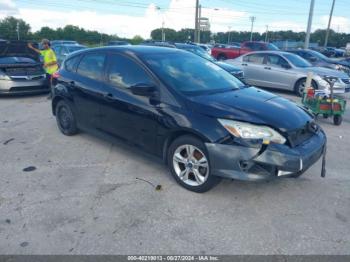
[{"x1": 0, "y1": 0, "x2": 349, "y2": 38}]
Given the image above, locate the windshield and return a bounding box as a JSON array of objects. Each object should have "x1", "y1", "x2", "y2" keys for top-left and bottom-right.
[
  {"x1": 142, "y1": 52, "x2": 242, "y2": 95},
  {"x1": 0, "y1": 57, "x2": 36, "y2": 64},
  {"x1": 67, "y1": 46, "x2": 85, "y2": 53},
  {"x1": 267, "y1": 43, "x2": 279, "y2": 50},
  {"x1": 308, "y1": 50, "x2": 329, "y2": 60},
  {"x1": 283, "y1": 53, "x2": 311, "y2": 68}
]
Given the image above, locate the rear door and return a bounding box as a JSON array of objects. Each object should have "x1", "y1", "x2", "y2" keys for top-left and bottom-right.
[
  {"x1": 240, "y1": 53, "x2": 266, "y2": 86},
  {"x1": 72, "y1": 52, "x2": 107, "y2": 128},
  {"x1": 99, "y1": 53, "x2": 159, "y2": 151}
]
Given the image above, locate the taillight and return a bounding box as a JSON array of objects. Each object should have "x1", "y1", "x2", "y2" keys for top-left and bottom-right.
[{"x1": 52, "y1": 71, "x2": 61, "y2": 79}]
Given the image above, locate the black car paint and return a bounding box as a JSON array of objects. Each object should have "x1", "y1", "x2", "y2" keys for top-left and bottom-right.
[{"x1": 52, "y1": 46, "x2": 326, "y2": 181}]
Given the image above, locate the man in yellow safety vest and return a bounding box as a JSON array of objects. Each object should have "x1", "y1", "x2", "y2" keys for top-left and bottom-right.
[{"x1": 28, "y1": 39, "x2": 58, "y2": 98}]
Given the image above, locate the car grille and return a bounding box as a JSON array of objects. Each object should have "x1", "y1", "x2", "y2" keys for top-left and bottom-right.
[
  {"x1": 342, "y1": 78, "x2": 350, "y2": 84},
  {"x1": 10, "y1": 85, "x2": 49, "y2": 92},
  {"x1": 287, "y1": 122, "x2": 318, "y2": 148},
  {"x1": 10, "y1": 75, "x2": 45, "y2": 81},
  {"x1": 5, "y1": 66, "x2": 43, "y2": 74}
]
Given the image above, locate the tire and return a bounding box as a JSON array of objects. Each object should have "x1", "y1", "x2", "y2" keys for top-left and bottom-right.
[
  {"x1": 294, "y1": 79, "x2": 317, "y2": 97},
  {"x1": 217, "y1": 54, "x2": 227, "y2": 61},
  {"x1": 55, "y1": 100, "x2": 78, "y2": 136},
  {"x1": 333, "y1": 115, "x2": 342, "y2": 125},
  {"x1": 167, "y1": 135, "x2": 221, "y2": 193}
]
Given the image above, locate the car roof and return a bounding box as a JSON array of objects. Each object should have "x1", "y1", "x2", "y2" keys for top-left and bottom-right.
[
  {"x1": 68, "y1": 45, "x2": 183, "y2": 57},
  {"x1": 55, "y1": 44, "x2": 85, "y2": 47},
  {"x1": 242, "y1": 50, "x2": 293, "y2": 56}
]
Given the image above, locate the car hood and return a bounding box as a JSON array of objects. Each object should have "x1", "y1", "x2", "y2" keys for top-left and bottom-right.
[
  {"x1": 215, "y1": 61, "x2": 241, "y2": 72},
  {"x1": 187, "y1": 87, "x2": 312, "y2": 131},
  {"x1": 302, "y1": 66, "x2": 348, "y2": 78},
  {"x1": 0, "y1": 40, "x2": 39, "y2": 61},
  {"x1": 329, "y1": 59, "x2": 350, "y2": 67}
]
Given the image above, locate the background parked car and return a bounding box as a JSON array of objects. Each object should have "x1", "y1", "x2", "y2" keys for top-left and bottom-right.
[
  {"x1": 320, "y1": 47, "x2": 345, "y2": 58},
  {"x1": 0, "y1": 40, "x2": 48, "y2": 95},
  {"x1": 140, "y1": 40, "x2": 176, "y2": 48},
  {"x1": 51, "y1": 40, "x2": 79, "y2": 47},
  {"x1": 106, "y1": 40, "x2": 131, "y2": 46},
  {"x1": 52, "y1": 44, "x2": 87, "y2": 65},
  {"x1": 288, "y1": 49, "x2": 350, "y2": 76},
  {"x1": 211, "y1": 41, "x2": 279, "y2": 61},
  {"x1": 227, "y1": 51, "x2": 350, "y2": 96},
  {"x1": 174, "y1": 43, "x2": 244, "y2": 82}
]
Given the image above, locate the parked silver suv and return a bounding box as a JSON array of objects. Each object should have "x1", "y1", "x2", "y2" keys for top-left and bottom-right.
[{"x1": 227, "y1": 51, "x2": 350, "y2": 96}]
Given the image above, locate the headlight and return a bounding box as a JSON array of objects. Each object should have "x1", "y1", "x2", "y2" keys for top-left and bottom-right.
[
  {"x1": 0, "y1": 72, "x2": 10, "y2": 80},
  {"x1": 218, "y1": 119, "x2": 286, "y2": 144}
]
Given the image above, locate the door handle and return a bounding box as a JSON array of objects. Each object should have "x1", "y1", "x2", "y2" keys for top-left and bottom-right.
[
  {"x1": 264, "y1": 67, "x2": 271, "y2": 70},
  {"x1": 103, "y1": 92, "x2": 115, "y2": 101},
  {"x1": 241, "y1": 63, "x2": 248, "y2": 66}
]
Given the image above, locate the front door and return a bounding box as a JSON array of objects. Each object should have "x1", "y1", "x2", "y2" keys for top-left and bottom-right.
[{"x1": 99, "y1": 53, "x2": 160, "y2": 151}]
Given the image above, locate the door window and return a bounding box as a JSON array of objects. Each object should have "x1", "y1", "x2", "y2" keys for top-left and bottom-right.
[
  {"x1": 243, "y1": 54, "x2": 265, "y2": 64},
  {"x1": 77, "y1": 53, "x2": 106, "y2": 80},
  {"x1": 107, "y1": 54, "x2": 153, "y2": 89},
  {"x1": 266, "y1": 55, "x2": 290, "y2": 68}
]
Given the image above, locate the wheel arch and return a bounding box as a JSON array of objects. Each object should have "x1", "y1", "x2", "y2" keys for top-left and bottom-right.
[
  {"x1": 293, "y1": 77, "x2": 318, "y2": 90},
  {"x1": 162, "y1": 129, "x2": 211, "y2": 163}
]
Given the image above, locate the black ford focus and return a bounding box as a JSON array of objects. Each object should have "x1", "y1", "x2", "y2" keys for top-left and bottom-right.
[{"x1": 52, "y1": 46, "x2": 326, "y2": 192}]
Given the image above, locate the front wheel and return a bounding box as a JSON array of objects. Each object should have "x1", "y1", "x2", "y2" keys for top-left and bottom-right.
[
  {"x1": 294, "y1": 79, "x2": 317, "y2": 97},
  {"x1": 167, "y1": 135, "x2": 221, "y2": 193}
]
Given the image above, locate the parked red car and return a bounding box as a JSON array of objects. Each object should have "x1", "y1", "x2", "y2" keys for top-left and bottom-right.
[{"x1": 211, "y1": 41, "x2": 279, "y2": 60}]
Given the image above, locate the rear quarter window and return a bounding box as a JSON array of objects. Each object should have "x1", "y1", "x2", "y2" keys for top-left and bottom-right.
[
  {"x1": 76, "y1": 53, "x2": 106, "y2": 80},
  {"x1": 64, "y1": 55, "x2": 81, "y2": 72}
]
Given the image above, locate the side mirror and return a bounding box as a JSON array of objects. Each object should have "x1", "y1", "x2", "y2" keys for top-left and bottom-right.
[
  {"x1": 282, "y1": 63, "x2": 291, "y2": 69},
  {"x1": 130, "y1": 83, "x2": 156, "y2": 97}
]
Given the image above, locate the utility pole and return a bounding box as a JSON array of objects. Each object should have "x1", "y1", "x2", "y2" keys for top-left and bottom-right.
[
  {"x1": 162, "y1": 21, "x2": 165, "y2": 42},
  {"x1": 304, "y1": 0, "x2": 315, "y2": 49},
  {"x1": 265, "y1": 25, "x2": 269, "y2": 42},
  {"x1": 228, "y1": 26, "x2": 232, "y2": 44},
  {"x1": 194, "y1": 0, "x2": 199, "y2": 43},
  {"x1": 198, "y1": 4, "x2": 202, "y2": 43},
  {"x1": 16, "y1": 22, "x2": 20, "y2": 40},
  {"x1": 324, "y1": 0, "x2": 336, "y2": 47},
  {"x1": 249, "y1": 16, "x2": 256, "y2": 41}
]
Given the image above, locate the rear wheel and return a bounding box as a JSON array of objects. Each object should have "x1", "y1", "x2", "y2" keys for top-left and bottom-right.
[
  {"x1": 217, "y1": 54, "x2": 227, "y2": 61},
  {"x1": 167, "y1": 135, "x2": 221, "y2": 193},
  {"x1": 294, "y1": 79, "x2": 317, "y2": 97},
  {"x1": 55, "y1": 100, "x2": 78, "y2": 136},
  {"x1": 333, "y1": 115, "x2": 342, "y2": 125}
]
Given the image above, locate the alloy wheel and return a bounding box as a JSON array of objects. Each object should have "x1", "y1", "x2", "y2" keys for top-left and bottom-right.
[{"x1": 172, "y1": 144, "x2": 209, "y2": 186}]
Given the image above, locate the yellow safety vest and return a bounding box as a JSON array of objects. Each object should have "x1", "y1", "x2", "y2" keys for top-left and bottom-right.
[{"x1": 40, "y1": 48, "x2": 59, "y2": 75}]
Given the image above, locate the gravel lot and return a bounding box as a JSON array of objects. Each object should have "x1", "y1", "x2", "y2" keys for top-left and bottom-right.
[{"x1": 0, "y1": 91, "x2": 349, "y2": 255}]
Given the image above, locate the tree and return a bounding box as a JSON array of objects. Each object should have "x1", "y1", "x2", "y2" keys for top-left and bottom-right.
[
  {"x1": 0, "y1": 16, "x2": 31, "y2": 40},
  {"x1": 130, "y1": 35, "x2": 144, "y2": 45}
]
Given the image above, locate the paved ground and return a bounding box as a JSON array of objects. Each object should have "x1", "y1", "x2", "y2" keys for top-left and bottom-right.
[{"x1": 0, "y1": 91, "x2": 349, "y2": 255}]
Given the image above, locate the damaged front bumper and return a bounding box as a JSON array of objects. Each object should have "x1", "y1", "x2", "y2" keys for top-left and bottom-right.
[{"x1": 205, "y1": 130, "x2": 326, "y2": 181}]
